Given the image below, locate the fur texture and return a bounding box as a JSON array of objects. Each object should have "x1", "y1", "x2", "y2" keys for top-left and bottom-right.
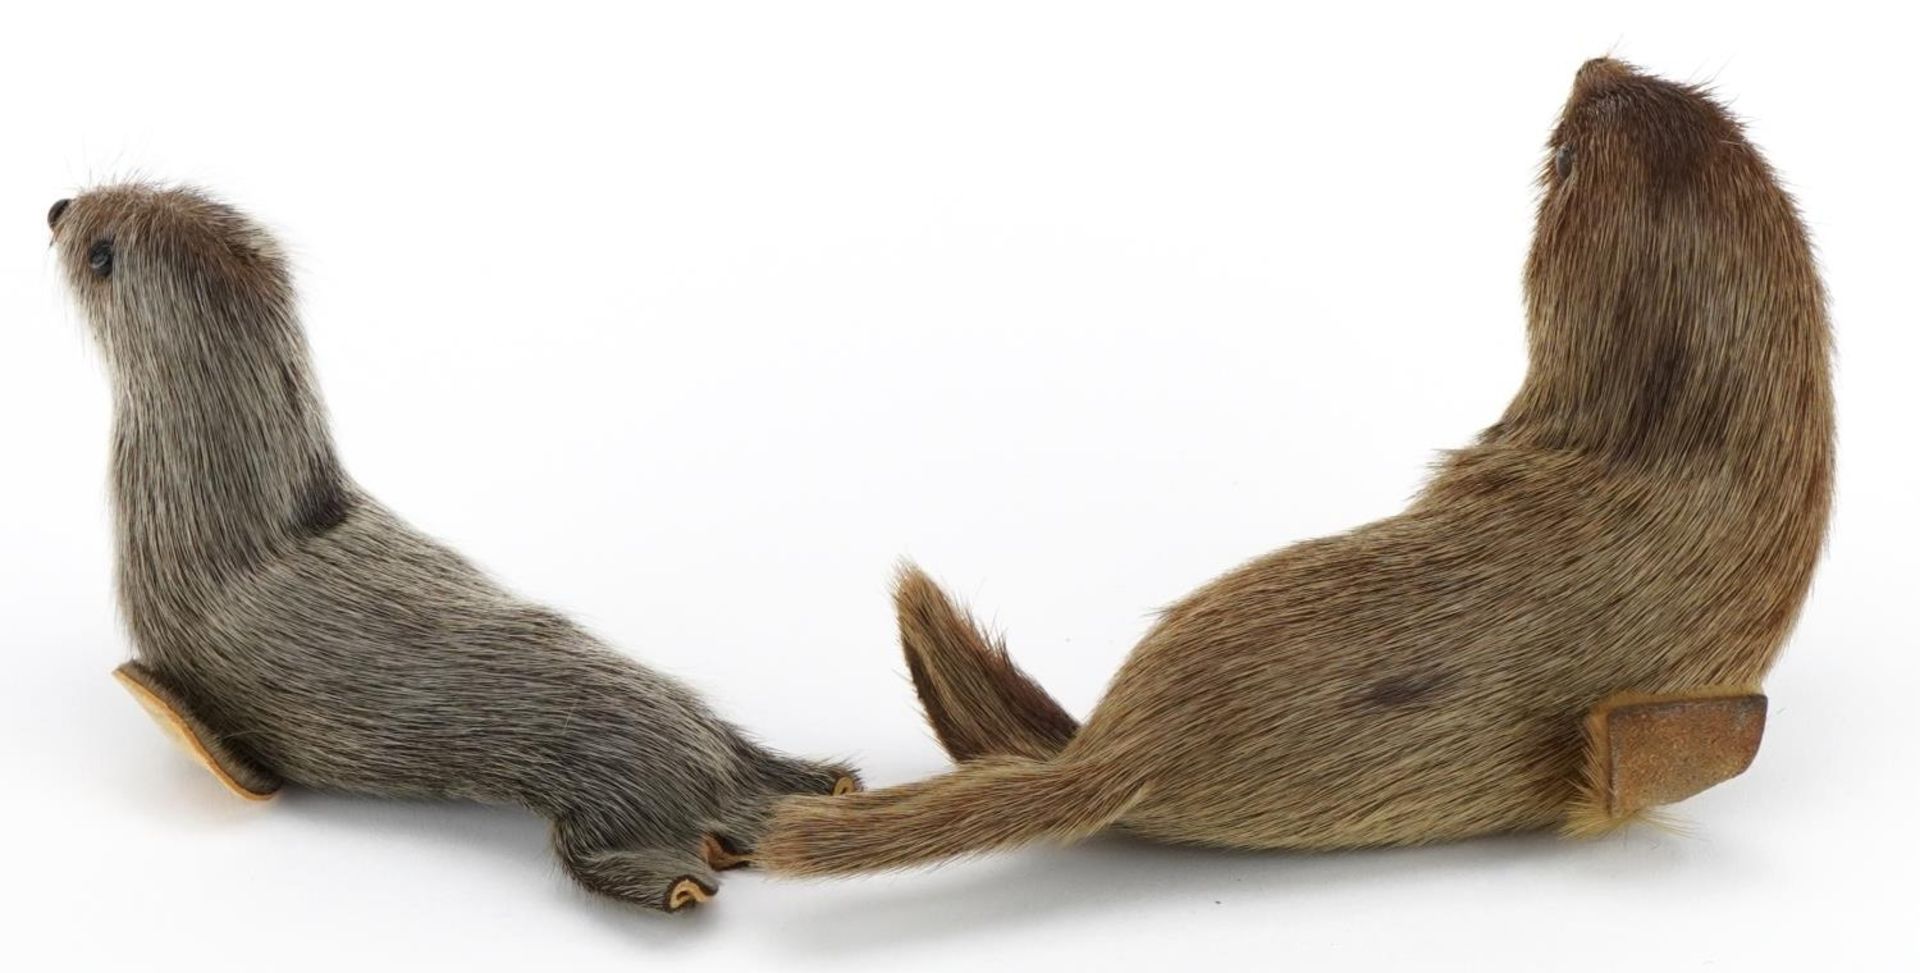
[
  {"x1": 51, "y1": 184, "x2": 857, "y2": 911},
  {"x1": 758, "y1": 58, "x2": 1832, "y2": 876},
  {"x1": 895, "y1": 564, "x2": 1079, "y2": 762}
]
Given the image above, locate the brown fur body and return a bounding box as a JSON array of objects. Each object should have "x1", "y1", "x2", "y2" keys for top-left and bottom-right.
[{"x1": 759, "y1": 59, "x2": 1832, "y2": 875}]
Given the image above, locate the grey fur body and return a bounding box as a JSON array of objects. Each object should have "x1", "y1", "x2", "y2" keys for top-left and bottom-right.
[{"x1": 53, "y1": 184, "x2": 854, "y2": 911}]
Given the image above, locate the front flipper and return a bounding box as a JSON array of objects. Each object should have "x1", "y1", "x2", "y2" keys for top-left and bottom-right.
[
  {"x1": 697, "y1": 759, "x2": 862, "y2": 870},
  {"x1": 1565, "y1": 689, "x2": 1767, "y2": 837},
  {"x1": 113, "y1": 662, "x2": 282, "y2": 801}
]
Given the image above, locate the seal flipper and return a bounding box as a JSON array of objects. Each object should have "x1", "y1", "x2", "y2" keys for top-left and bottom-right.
[
  {"x1": 894, "y1": 564, "x2": 1079, "y2": 762},
  {"x1": 1564, "y1": 689, "x2": 1767, "y2": 837},
  {"x1": 113, "y1": 661, "x2": 282, "y2": 801},
  {"x1": 695, "y1": 760, "x2": 862, "y2": 870},
  {"x1": 550, "y1": 817, "x2": 720, "y2": 913}
]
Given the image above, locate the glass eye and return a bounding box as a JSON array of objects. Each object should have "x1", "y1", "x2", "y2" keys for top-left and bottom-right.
[
  {"x1": 87, "y1": 240, "x2": 114, "y2": 277},
  {"x1": 1554, "y1": 144, "x2": 1575, "y2": 180}
]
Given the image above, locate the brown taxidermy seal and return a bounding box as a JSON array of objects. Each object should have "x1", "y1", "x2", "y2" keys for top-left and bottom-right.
[
  {"x1": 758, "y1": 58, "x2": 1832, "y2": 876},
  {"x1": 49, "y1": 184, "x2": 858, "y2": 911}
]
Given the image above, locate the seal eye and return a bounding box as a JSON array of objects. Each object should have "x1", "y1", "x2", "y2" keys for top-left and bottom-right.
[
  {"x1": 87, "y1": 240, "x2": 114, "y2": 278},
  {"x1": 1554, "y1": 144, "x2": 1575, "y2": 180}
]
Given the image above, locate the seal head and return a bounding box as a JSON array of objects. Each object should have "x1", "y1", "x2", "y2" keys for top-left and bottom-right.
[
  {"x1": 1508, "y1": 58, "x2": 1826, "y2": 464},
  {"x1": 50, "y1": 184, "x2": 295, "y2": 379}
]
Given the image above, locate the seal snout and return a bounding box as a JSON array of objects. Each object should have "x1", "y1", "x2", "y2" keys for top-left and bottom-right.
[{"x1": 48, "y1": 198, "x2": 71, "y2": 231}]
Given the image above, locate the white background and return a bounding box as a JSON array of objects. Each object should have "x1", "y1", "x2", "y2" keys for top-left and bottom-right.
[{"x1": 1, "y1": 2, "x2": 1913, "y2": 970}]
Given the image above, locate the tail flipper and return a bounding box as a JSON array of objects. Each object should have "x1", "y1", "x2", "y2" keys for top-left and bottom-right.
[
  {"x1": 895, "y1": 564, "x2": 1079, "y2": 762},
  {"x1": 756, "y1": 756, "x2": 1142, "y2": 876}
]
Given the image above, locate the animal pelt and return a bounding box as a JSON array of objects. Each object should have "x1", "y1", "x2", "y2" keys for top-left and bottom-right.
[
  {"x1": 49, "y1": 184, "x2": 857, "y2": 912},
  {"x1": 757, "y1": 58, "x2": 1832, "y2": 877}
]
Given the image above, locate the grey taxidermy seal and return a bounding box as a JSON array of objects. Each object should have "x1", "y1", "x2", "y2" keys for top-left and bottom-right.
[{"x1": 49, "y1": 184, "x2": 857, "y2": 913}]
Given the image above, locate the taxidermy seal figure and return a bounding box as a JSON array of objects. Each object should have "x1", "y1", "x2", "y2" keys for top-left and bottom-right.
[
  {"x1": 758, "y1": 58, "x2": 1832, "y2": 876},
  {"x1": 48, "y1": 184, "x2": 857, "y2": 912}
]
